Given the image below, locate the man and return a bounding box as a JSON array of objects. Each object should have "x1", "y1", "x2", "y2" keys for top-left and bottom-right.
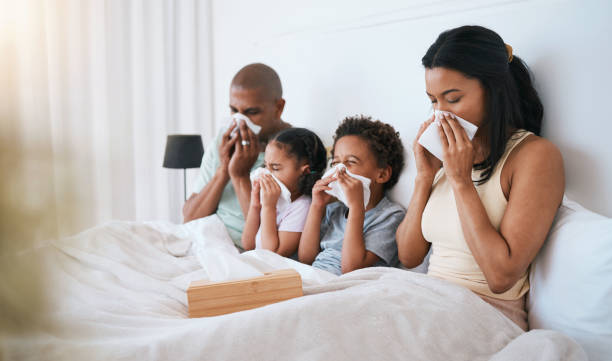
[{"x1": 183, "y1": 63, "x2": 290, "y2": 249}]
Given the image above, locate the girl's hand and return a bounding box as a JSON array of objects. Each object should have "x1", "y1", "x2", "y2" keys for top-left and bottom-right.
[
  {"x1": 260, "y1": 174, "x2": 281, "y2": 208},
  {"x1": 336, "y1": 168, "x2": 365, "y2": 211},
  {"x1": 311, "y1": 175, "x2": 336, "y2": 209},
  {"x1": 438, "y1": 113, "x2": 475, "y2": 188},
  {"x1": 413, "y1": 115, "x2": 442, "y2": 182},
  {"x1": 250, "y1": 179, "x2": 261, "y2": 209}
]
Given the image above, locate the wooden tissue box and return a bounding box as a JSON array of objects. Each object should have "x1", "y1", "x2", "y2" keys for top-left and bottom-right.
[{"x1": 187, "y1": 269, "x2": 303, "y2": 317}]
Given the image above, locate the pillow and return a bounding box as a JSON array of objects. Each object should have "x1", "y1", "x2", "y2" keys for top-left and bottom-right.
[{"x1": 528, "y1": 196, "x2": 612, "y2": 361}]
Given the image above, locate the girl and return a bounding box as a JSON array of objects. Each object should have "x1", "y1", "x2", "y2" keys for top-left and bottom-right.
[{"x1": 241, "y1": 128, "x2": 327, "y2": 258}]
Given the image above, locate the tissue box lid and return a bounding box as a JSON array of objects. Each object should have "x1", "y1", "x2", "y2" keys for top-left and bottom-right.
[{"x1": 187, "y1": 269, "x2": 303, "y2": 317}]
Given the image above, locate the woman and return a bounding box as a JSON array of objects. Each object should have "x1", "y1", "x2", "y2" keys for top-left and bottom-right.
[{"x1": 396, "y1": 25, "x2": 565, "y2": 331}]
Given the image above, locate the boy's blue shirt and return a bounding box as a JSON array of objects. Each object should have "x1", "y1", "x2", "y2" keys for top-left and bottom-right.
[{"x1": 312, "y1": 196, "x2": 406, "y2": 275}]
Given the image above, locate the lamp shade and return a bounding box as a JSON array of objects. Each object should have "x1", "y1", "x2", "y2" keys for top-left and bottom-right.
[{"x1": 163, "y1": 134, "x2": 204, "y2": 169}]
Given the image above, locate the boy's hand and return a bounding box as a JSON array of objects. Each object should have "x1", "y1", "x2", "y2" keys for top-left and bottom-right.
[
  {"x1": 337, "y1": 168, "x2": 365, "y2": 211},
  {"x1": 260, "y1": 174, "x2": 281, "y2": 208},
  {"x1": 311, "y1": 175, "x2": 336, "y2": 208},
  {"x1": 250, "y1": 179, "x2": 262, "y2": 209}
]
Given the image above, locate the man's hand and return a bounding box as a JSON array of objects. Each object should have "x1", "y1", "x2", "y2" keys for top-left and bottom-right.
[
  {"x1": 228, "y1": 119, "x2": 261, "y2": 179},
  {"x1": 337, "y1": 168, "x2": 365, "y2": 211},
  {"x1": 219, "y1": 120, "x2": 239, "y2": 172}
]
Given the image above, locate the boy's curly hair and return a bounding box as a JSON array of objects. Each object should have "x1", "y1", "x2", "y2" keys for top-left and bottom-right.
[{"x1": 332, "y1": 115, "x2": 405, "y2": 191}]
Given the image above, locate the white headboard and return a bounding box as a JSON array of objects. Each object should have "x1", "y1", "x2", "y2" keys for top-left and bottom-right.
[{"x1": 209, "y1": 0, "x2": 612, "y2": 216}]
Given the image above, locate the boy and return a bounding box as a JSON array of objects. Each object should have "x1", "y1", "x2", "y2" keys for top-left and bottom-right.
[{"x1": 298, "y1": 115, "x2": 406, "y2": 275}]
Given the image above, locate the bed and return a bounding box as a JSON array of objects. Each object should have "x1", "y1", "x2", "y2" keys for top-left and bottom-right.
[{"x1": 2, "y1": 196, "x2": 610, "y2": 361}]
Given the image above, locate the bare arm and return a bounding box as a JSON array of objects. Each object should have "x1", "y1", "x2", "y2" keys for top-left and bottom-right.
[
  {"x1": 260, "y1": 205, "x2": 301, "y2": 256},
  {"x1": 337, "y1": 170, "x2": 380, "y2": 273},
  {"x1": 183, "y1": 167, "x2": 230, "y2": 222},
  {"x1": 258, "y1": 175, "x2": 300, "y2": 257},
  {"x1": 231, "y1": 176, "x2": 252, "y2": 218},
  {"x1": 396, "y1": 176, "x2": 433, "y2": 268},
  {"x1": 439, "y1": 115, "x2": 564, "y2": 293},
  {"x1": 241, "y1": 181, "x2": 261, "y2": 251},
  {"x1": 396, "y1": 117, "x2": 439, "y2": 267},
  {"x1": 183, "y1": 123, "x2": 238, "y2": 223},
  {"x1": 298, "y1": 176, "x2": 336, "y2": 264},
  {"x1": 298, "y1": 205, "x2": 324, "y2": 264}
]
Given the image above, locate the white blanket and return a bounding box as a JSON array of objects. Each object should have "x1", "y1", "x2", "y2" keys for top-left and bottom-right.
[{"x1": 1, "y1": 216, "x2": 586, "y2": 361}]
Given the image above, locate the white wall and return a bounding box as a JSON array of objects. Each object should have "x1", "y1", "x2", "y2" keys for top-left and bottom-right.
[{"x1": 209, "y1": 0, "x2": 612, "y2": 216}]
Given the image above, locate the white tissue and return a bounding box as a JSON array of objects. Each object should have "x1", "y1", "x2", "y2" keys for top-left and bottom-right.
[
  {"x1": 250, "y1": 167, "x2": 292, "y2": 211},
  {"x1": 229, "y1": 112, "x2": 262, "y2": 135},
  {"x1": 322, "y1": 163, "x2": 371, "y2": 209},
  {"x1": 190, "y1": 214, "x2": 264, "y2": 281},
  {"x1": 417, "y1": 110, "x2": 479, "y2": 161}
]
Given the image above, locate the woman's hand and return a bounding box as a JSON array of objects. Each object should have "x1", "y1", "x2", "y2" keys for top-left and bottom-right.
[
  {"x1": 311, "y1": 175, "x2": 336, "y2": 209},
  {"x1": 250, "y1": 179, "x2": 262, "y2": 209},
  {"x1": 260, "y1": 174, "x2": 281, "y2": 208},
  {"x1": 438, "y1": 113, "x2": 475, "y2": 188},
  {"x1": 413, "y1": 115, "x2": 442, "y2": 182},
  {"x1": 337, "y1": 168, "x2": 365, "y2": 211}
]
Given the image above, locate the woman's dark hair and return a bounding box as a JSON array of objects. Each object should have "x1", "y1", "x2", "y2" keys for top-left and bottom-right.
[
  {"x1": 272, "y1": 127, "x2": 327, "y2": 196},
  {"x1": 333, "y1": 115, "x2": 405, "y2": 191},
  {"x1": 422, "y1": 25, "x2": 543, "y2": 184}
]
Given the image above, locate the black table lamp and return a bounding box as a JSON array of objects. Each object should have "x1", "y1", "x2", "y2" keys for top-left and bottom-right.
[{"x1": 163, "y1": 134, "x2": 204, "y2": 201}]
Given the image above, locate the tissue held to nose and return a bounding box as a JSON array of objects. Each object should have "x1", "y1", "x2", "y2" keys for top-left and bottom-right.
[
  {"x1": 229, "y1": 113, "x2": 262, "y2": 135},
  {"x1": 321, "y1": 163, "x2": 371, "y2": 209},
  {"x1": 249, "y1": 167, "x2": 292, "y2": 211},
  {"x1": 417, "y1": 110, "x2": 478, "y2": 161}
]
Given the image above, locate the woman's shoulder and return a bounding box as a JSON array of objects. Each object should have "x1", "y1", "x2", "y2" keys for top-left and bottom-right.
[
  {"x1": 511, "y1": 133, "x2": 563, "y2": 166},
  {"x1": 505, "y1": 132, "x2": 564, "y2": 180}
]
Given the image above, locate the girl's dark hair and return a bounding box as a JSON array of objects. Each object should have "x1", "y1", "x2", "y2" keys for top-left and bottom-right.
[
  {"x1": 422, "y1": 25, "x2": 543, "y2": 184},
  {"x1": 272, "y1": 128, "x2": 327, "y2": 196}
]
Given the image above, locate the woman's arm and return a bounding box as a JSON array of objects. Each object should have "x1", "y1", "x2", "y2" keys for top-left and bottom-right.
[
  {"x1": 396, "y1": 117, "x2": 439, "y2": 268},
  {"x1": 396, "y1": 176, "x2": 433, "y2": 268},
  {"x1": 440, "y1": 115, "x2": 564, "y2": 293}
]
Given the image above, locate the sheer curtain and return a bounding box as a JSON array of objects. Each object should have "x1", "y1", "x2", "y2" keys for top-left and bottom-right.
[{"x1": 1, "y1": 0, "x2": 214, "y2": 238}]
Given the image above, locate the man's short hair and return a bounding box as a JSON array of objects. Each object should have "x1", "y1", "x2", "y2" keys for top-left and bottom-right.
[{"x1": 231, "y1": 63, "x2": 282, "y2": 101}]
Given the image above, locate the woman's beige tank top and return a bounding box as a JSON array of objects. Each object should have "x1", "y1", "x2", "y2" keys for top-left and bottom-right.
[{"x1": 422, "y1": 130, "x2": 533, "y2": 300}]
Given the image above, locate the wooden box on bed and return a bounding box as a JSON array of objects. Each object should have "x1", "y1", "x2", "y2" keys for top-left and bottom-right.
[{"x1": 187, "y1": 269, "x2": 303, "y2": 317}]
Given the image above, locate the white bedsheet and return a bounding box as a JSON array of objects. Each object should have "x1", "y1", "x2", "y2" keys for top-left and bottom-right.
[{"x1": 1, "y1": 216, "x2": 586, "y2": 361}]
